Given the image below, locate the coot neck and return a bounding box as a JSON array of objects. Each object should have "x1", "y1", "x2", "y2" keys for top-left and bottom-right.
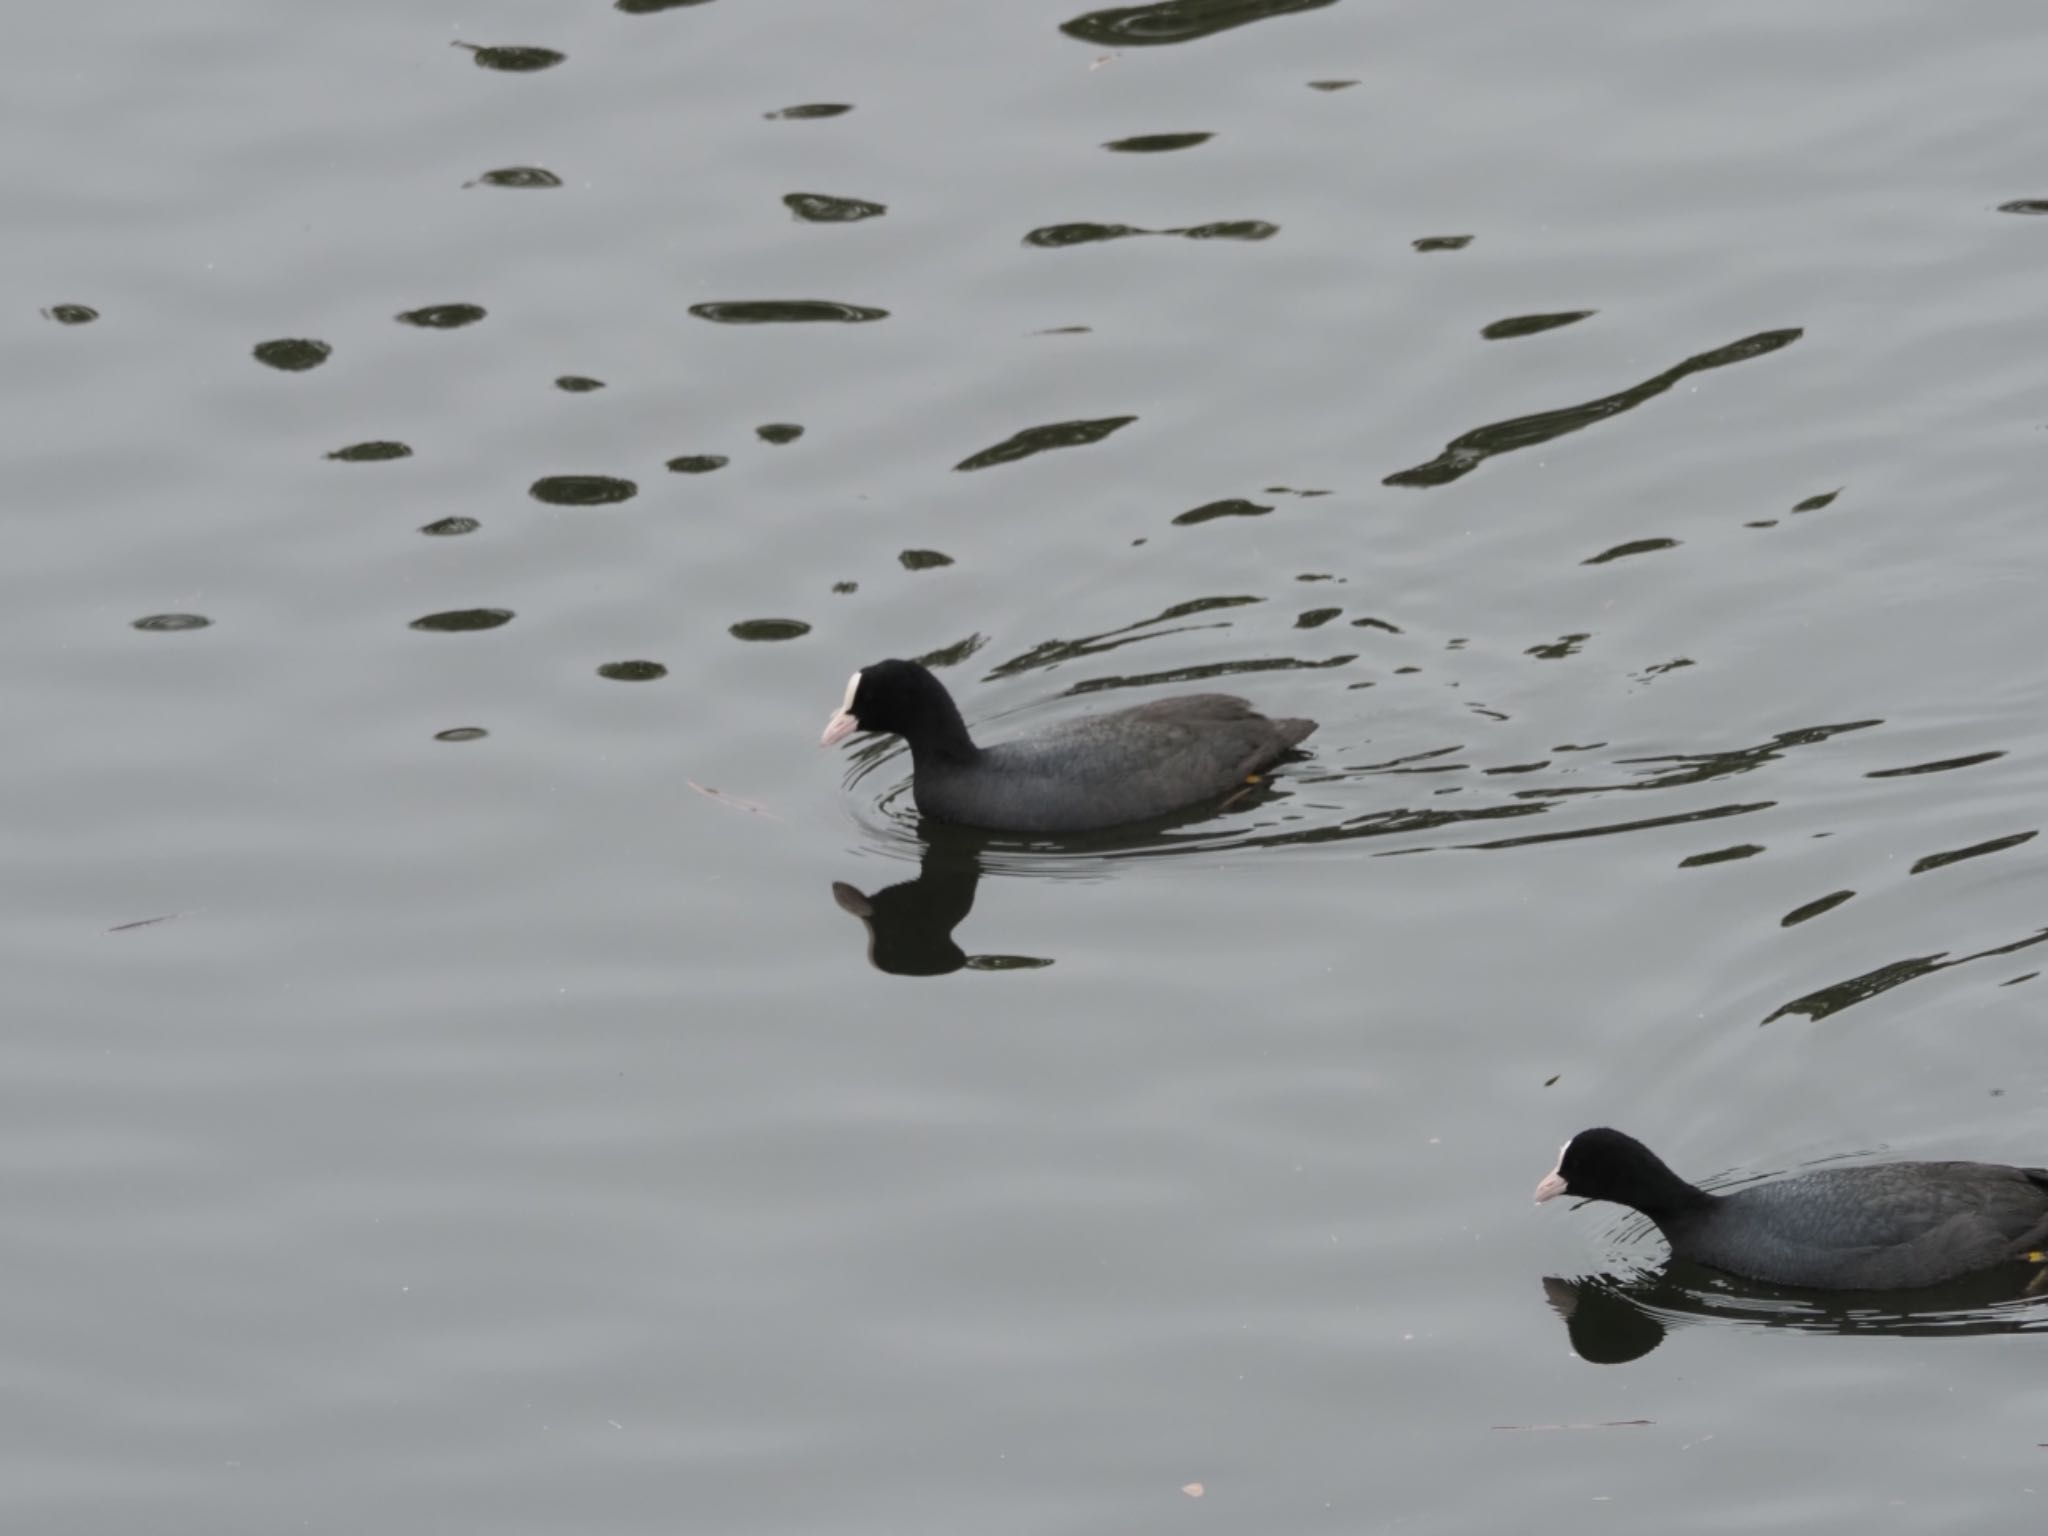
[
  {"x1": 1623, "y1": 1157, "x2": 1718, "y2": 1228},
  {"x1": 902, "y1": 689, "x2": 979, "y2": 767}
]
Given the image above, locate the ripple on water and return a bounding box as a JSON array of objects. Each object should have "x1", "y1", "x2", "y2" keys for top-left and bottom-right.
[
  {"x1": 1482, "y1": 310, "x2": 1594, "y2": 340},
  {"x1": 597, "y1": 661, "x2": 668, "y2": 682},
  {"x1": 729, "y1": 619, "x2": 811, "y2": 642},
  {"x1": 763, "y1": 102, "x2": 851, "y2": 120},
  {"x1": 468, "y1": 166, "x2": 561, "y2": 189},
  {"x1": 688, "y1": 299, "x2": 886, "y2": 324},
  {"x1": 419, "y1": 516, "x2": 479, "y2": 536},
  {"x1": 132, "y1": 613, "x2": 211, "y2": 632},
  {"x1": 252, "y1": 338, "x2": 330, "y2": 371},
  {"x1": 954, "y1": 415, "x2": 1137, "y2": 471},
  {"x1": 1059, "y1": 0, "x2": 1339, "y2": 48},
  {"x1": 529, "y1": 475, "x2": 637, "y2": 506},
  {"x1": 395, "y1": 303, "x2": 487, "y2": 329},
  {"x1": 555, "y1": 376, "x2": 605, "y2": 393},
  {"x1": 452, "y1": 42, "x2": 565, "y2": 71},
  {"x1": 666, "y1": 455, "x2": 728, "y2": 474},
  {"x1": 326, "y1": 441, "x2": 412, "y2": 462},
  {"x1": 1102, "y1": 132, "x2": 1213, "y2": 152},
  {"x1": 755, "y1": 423, "x2": 803, "y2": 444},
  {"x1": 43, "y1": 303, "x2": 98, "y2": 324},
  {"x1": 784, "y1": 192, "x2": 886, "y2": 222},
  {"x1": 433, "y1": 727, "x2": 489, "y2": 743},
  {"x1": 409, "y1": 609, "x2": 514, "y2": 633}
]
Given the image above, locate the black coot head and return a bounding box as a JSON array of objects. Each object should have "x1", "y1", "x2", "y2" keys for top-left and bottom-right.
[
  {"x1": 1534, "y1": 1128, "x2": 1672, "y2": 1205},
  {"x1": 819, "y1": 659, "x2": 954, "y2": 747}
]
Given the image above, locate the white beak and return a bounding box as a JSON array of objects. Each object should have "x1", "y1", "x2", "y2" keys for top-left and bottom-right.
[
  {"x1": 1533, "y1": 1170, "x2": 1568, "y2": 1204},
  {"x1": 820, "y1": 670, "x2": 863, "y2": 747}
]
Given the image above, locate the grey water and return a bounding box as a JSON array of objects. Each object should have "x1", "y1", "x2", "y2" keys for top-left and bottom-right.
[{"x1": 11, "y1": 0, "x2": 2048, "y2": 1530}]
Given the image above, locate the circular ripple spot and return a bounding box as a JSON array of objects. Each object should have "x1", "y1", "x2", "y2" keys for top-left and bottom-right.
[
  {"x1": 435, "y1": 726, "x2": 489, "y2": 742},
  {"x1": 597, "y1": 660, "x2": 668, "y2": 681},
  {"x1": 410, "y1": 608, "x2": 514, "y2": 633},
  {"x1": 666, "y1": 454, "x2": 728, "y2": 474},
  {"x1": 784, "y1": 191, "x2": 886, "y2": 222},
  {"x1": 419, "y1": 516, "x2": 480, "y2": 536},
  {"x1": 471, "y1": 166, "x2": 562, "y2": 189},
  {"x1": 44, "y1": 303, "x2": 98, "y2": 324},
  {"x1": 688, "y1": 299, "x2": 886, "y2": 324},
  {"x1": 253, "y1": 338, "x2": 331, "y2": 371},
  {"x1": 396, "y1": 303, "x2": 487, "y2": 329},
  {"x1": 132, "y1": 613, "x2": 211, "y2": 632},
  {"x1": 327, "y1": 440, "x2": 412, "y2": 462},
  {"x1": 756, "y1": 422, "x2": 804, "y2": 444},
  {"x1": 729, "y1": 618, "x2": 811, "y2": 642},
  {"x1": 530, "y1": 475, "x2": 637, "y2": 506},
  {"x1": 454, "y1": 42, "x2": 564, "y2": 71}
]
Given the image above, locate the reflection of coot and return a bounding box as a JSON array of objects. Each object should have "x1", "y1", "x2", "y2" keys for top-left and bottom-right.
[
  {"x1": 831, "y1": 828, "x2": 1053, "y2": 977},
  {"x1": 1543, "y1": 1261, "x2": 2048, "y2": 1365}
]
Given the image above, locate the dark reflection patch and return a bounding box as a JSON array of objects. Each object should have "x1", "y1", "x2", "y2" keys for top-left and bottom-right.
[
  {"x1": 785, "y1": 192, "x2": 886, "y2": 222},
  {"x1": 410, "y1": 609, "x2": 514, "y2": 633},
  {"x1": 756, "y1": 423, "x2": 804, "y2": 443},
  {"x1": 1024, "y1": 223, "x2": 1144, "y2": 248},
  {"x1": 1413, "y1": 234, "x2": 1472, "y2": 251},
  {"x1": 1024, "y1": 219, "x2": 1273, "y2": 246},
  {"x1": 435, "y1": 727, "x2": 489, "y2": 743},
  {"x1": 1911, "y1": 830, "x2": 2037, "y2": 875},
  {"x1": 764, "y1": 102, "x2": 852, "y2": 119},
  {"x1": 253, "y1": 338, "x2": 330, "y2": 371},
  {"x1": 1679, "y1": 843, "x2": 1763, "y2": 868},
  {"x1": 617, "y1": 0, "x2": 714, "y2": 10},
  {"x1": 1525, "y1": 633, "x2": 1589, "y2": 660},
  {"x1": 44, "y1": 303, "x2": 98, "y2": 324},
  {"x1": 1173, "y1": 498, "x2": 1273, "y2": 525},
  {"x1": 730, "y1": 618, "x2": 811, "y2": 641},
  {"x1": 1997, "y1": 199, "x2": 2048, "y2": 214},
  {"x1": 899, "y1": 549, "x2": 954, "y2": 571},
  {"x1": 989, "y1": 595, "x2": 1260, "y2": 678},
  {"x1": 453, "y1": 42, "x2": 565, "y2": 71},
  {"x1": 955, "y1": 415, "x2": 1137, "y2": 471},
  {"x1": 1064, "y1": 654, "x2": 1352, "y2": 695},
  {"x1": 1791, "y1": 489, "x2": 1840, "y2": 512},
  {"x1": 420, "y1": 516, "x2": 479, "y2": 536},
  {"x1": 916, "y1": 634, "x2": 987, "y2": 668},
  {"x1": 1103, "y1": 132, "x2": 1213, "y2": 152},
  {"x1": 1482, "y1": 310, "x2": 1594, "y2": 340},
  {"x1": 1866, "y1": 750, "x2": 2005, "y2": 779},
  {"x1": 327, "y1": 441, "x2": 412, "y2": 462},
  {"x1": 555, "y1": 375, "x2": 605, "y2": 392},
  {"x1": 1385, "y1": 327, "x2": 1803, "y2": 489},
  {"x1": 1765, "y1": 924, "x2": 2048, "y2": 1024},
  {"x1": 1781, "y1": 890, "x2": 1854, "y2": 927},
  {"x1": 1583, "y1": 537, "x2": 1678, "y2": 565},
  {"x1": 469, "y1": 167, "x2": 562, "y2": 189},
  {"x1": 598, "y1": 660, "x2": 668, "y2": 681},
  {"x1": 530, "y1": 475, "x2": 637, "y2": 506},
  {"x1": 1061, "y1": 0, "x2": 1338, "y2": 47},
  {"x1": 1307, "y1": 78, "x2": 1358, "y2": 90},
  {"x1": 1295, "y1": 608, "x2": 1341, "y2": 628},
  {"x1": 132, "y1": 613, "x2": 211, "y2": 632},
  {"x1": 666, "y1": 455, "x2": 728, "y2": 474},
  {"x1": 396, "y1": 303, "x2": 487, "y2": 328},
  {"x1": 689, "y1": 299, "x2": 886, "y2": 323},
  {"x1": 1182, "y1": 219, "x2": 1277, "y2": 240}
]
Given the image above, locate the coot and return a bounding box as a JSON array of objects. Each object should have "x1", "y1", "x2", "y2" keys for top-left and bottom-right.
[
  {"x1": 1535, "y1": 1127, "x2": 2048, "y2": 1290},
  {"x1": 819, "y1": 658, "x2": 1317, "y2": 833}
]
